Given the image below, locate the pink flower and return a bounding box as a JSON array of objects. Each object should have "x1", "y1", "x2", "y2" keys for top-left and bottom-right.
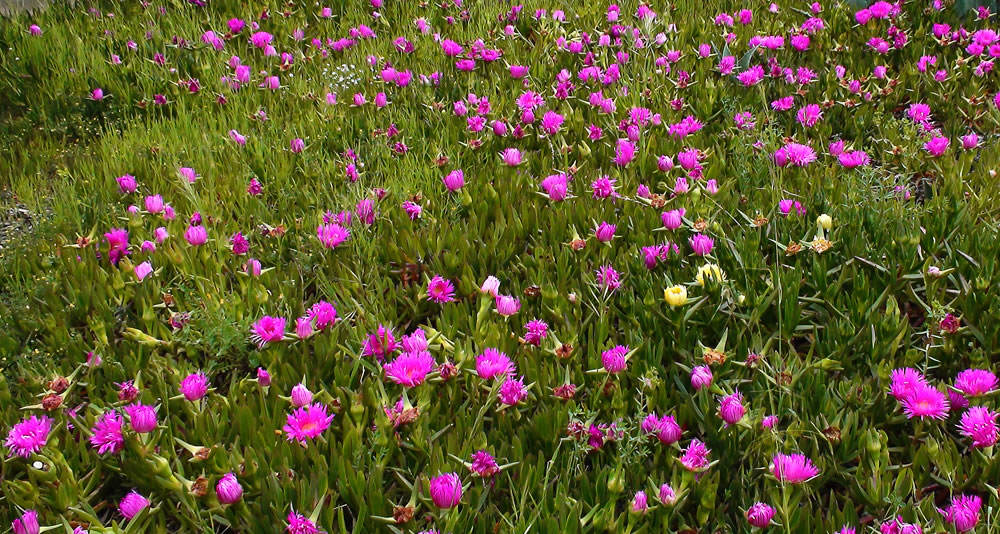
[
  {"x1": 476, "y1": 348, "x2": 514, "y2": 380},
  {"x1": 595, "y1": 222, "x2": 616, "y2": 242},
  {"x1": 940, "y1": 494, "x2": 981, "y2": 533},
  {"x1": 746, "y1": 502, "x2": 776, "y2": 528},
  {"x1": 362, "y1": 325, "x2": 400, "y2": 361},
  {"x1": 119, "y1": 490, "x2": 149, "y2": 520},
  {"x1": 689, "y1": 234, "x2": 714, "y2": 255},
  {"x1": 427, "y1": 276, "x2": 456, "y2": 303},
  {"x1": 602, "y1": 345, "x2": 629, "y2": 373},
  {"x1": 631, "y1": 491, "x2": 649, "y2": 513},
  {"x1": 117, "y1": 174, "x2": 137, "y2": 193},
  {"x1": 591, "y1": 175, "x2": 617, "y2": 199},
  {"x1": 384, "y1": 351, "x2": 435, "y2": 387},
  {"x1": 498, "y1": 375, "x2": 528, "y2": 404},
  {"x1": 429, "y1": 473, "x2": 463, "y2": 509},
  {"x1": 595, "y1": 265, "x2": 621, "y2": 291},
  {"x1": 480, "y1": 275, "x2": 501, "y2": 296},
  {"x1": 125, "y1": 403, "x2": 157, "y2": 433},
  {"x1": 774, "y1": 142, "x2": 816, "y2": 167},
  {"x1": 540, "y1": 110, "x2": 564, "y2": 135},
  {"x1": 470, "y1": 450, "x2": 499, "y2": 477},
  {"x1": 796, "y1": 104, "x2": 822, "y2": 127},
  {"x1": 286, "y1": 511, "x2": 321, "y2": 534},
  {"x1": 679, "y1": 439, "x2": 711, "y2": 471},
  {"x1": 89, "y1": 410, "x2": 125, "y2": 455},
  {"x1": 5, "y1": 415, "x2": 53, "y2": 458},
  {"x1": 443, "y1": 169, "x2": 465, "y2": 191},
  {"x1": 900, "y1": 384, "x2": 950, "y2": 419},
  {"x1": 691, "y1": 365, "x2": 713, "y2": 390},
  {"x1": 283, "y1": 402, "x2": 334, "y2": 444},
  {"x1": 179, "y1": 372, "x2": 209, "y2": 401},
  {"x1": 924, "y1": 136, "x2": 949, "y2": 157},
  {"x1": 501, "y1": 148, "x2": 522, "y2": 166},
  {"x1": 290, "y1": 383, "x2": 313, "y2": 407},
  {"x1": 613, "y1": 139, "x2": 636, "y2": 166},
  {"x1": 495, "y1": 294, "x2": 521, "y2": 316},
  {"x1": 317, "y1": 223, "x2": 350, "y2": 249},
  {"x1": 658, "y1": 484, "x2": 677, "y2": 505},
  {"x1": 762, "y1": 415, "x2": 779, "y2": 428},
  {"x1": 523, "y1": 319, "x2": 548, "y2": 346},
  {"x1": 216, "y1": 473, "x2": 243, "y2": 504},
  {"x1": 184, "y1": 225, "x2": 207, "y2": 246},
  {"x1": 954, "y1": 369, "x2": 998, "y2": 397},
  {"x1": 12, "y1": 510, "x2": 39, "y2": 534},
  {"x1": 541, "y1": 173, "x2": 569, "y2": 201},
  {"x1": 718, "y1": 391, "x2": 746, "y2": 425},
  {"x1": 251, "y1": 316, "x2": 286, "y2": 346},
  {"x1": 770, "y1": 453, "x2": 820, "y2": 483},
  {"x1": 134, "y1": 261, "x2": 153, "y2": 281},
  {"x1": 661, "y1": 209, "x2": 685, "y2": 230},
  {"x1": 889, "y1": 368, "x2": 928, "y2": 399},
  {"x1": 958, "y1": 406, "x2": 999, "y2": 448}
]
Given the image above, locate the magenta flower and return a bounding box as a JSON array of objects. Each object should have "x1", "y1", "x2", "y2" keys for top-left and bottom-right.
[
  {"x1": 762, "y1": 415, "x2": 779, "y2": 428},
  {"x1": 317, "y1": 223, "x2": 350, "y2": 249},
  {"x1": 443, "y1": 169, "x2": 465, "y2": 191},
  {"x1": 661, "y1": 209, "x2": 685, "y2": 230},
  {"x1": 718, "y1": 391, "x2": 746, "y2": 426},
  {"x1": 12, "y1": 510, "x2": 39, "y2": 534},
  {"x1": 613, "y1": 139, "x2": 636, "y2": 166},
  {"x1": 523, "y1": 319, "x2": 548, "y2": 346},
  {"x1": 105, "y1": 228, "x2": 129, "y2": 265},
  {"x1": 290, "y1": 383, "x2": 313, "y2": 407},
  {"x1": 940, "y1": 494, "x2": 981, "y2": 533},
  {"x1": 900, "y1": 384, "x2": 950, "y2": 419},
  {"x1": 384, "y1": 351, "x2": 435, "y2": 387},
  {"x1": 958, "y1": 406, "x2": 999, "y2": 448},
  {"x1": 689, "y1": 234, "x2": 714, "y2": 255},
  {"x1": 796, "y1": 104, "x2": 822, "y2": 127},
  {"x1": 601, "y1": 345, "x2": 629, "y2": 373},
  {"x1": 498, "y1": 375, "x2": 528, "y2": 405},
  {"x1": 125, "y1": 403, "x2": 157, "y2": 433},
  {"x1": 924, "y1": 136, "x2": 949, "y2": 157},
  {"x1": 596, "y1": 265, "x2": 621, "y2": 291},
  {"x1": 889, "y1": 368, "x2": 928, "y2": 400},
  {"x1": 470, "y1": 450, "x2": 499, "y2": 477},
  {"x1": 251, "y1": 316, "x2": 286, "y2": 346},
  {"x1": 774, "y1": 142, "x2": 816, "y2": 167},
  {"x1": 290, "y1": 138, "x2": 304, "y2": 153},
  {"x1": 679, "y1": 439, "x2": 711, "y2": 471},
  {"x1": 184, "y1": 225, "x2": 207, "y2": 246},
  {"x1": 283, "y1": 403, "x2": 334, "y2": 445},
  {"x1": 230, "y1": 232, "x2": 249, "y2": 255},
  {"x1": 769, "y1": 453, "x2": 820, "y2": 483},
  {"x1": 476, "y1": 348, "x2": 514, "y2": 380},
  {"x1": 659, "y1": 484, "x2": 677, "y2": 505},
  {"x1": 179, "y1": 372, "x2": 209, "y2": 401},
  {"x1": 541, "y1": 173, "x2": 569, "y2": 201},
  {"x1": 691, "y1": 365, "x2": 713, "y2": 390},
  {"x1": 216, "y1": 472, "x2": 243, "y2": 504},
  {"x1": 90, "y1": 410, "x2": 125, "y2": 455},
  {"x1": 286, "y1": 511, "x2": 321, "y2": 534},
  {"x1": 501, "y1": 148, "x2": 522, "y2": 166},
  {"x1": 631, "y1": 490, "x2": 649, "y2": 513},
  {"x1": 954, "y1": 369, "x2": 997, "y2": 397},
  {"x1": 5, "y1": 415, "x2": 52, "y2": 458},
  {"x1": 642, "y1": 413, "x2": 682, "y2": 444},
  {"x1": 362, "y1": 325, "x2": 400, "y2": 361},
  {"x1": 427, "y1": 276, "x2": 456, "y2": 303},
  {"x1": 494, "y1": 294, "x2": 521, "y2": 316},
  {"x1": 591, "y1": 175, "x2": 617, "y2": 199},
  {"x1": 117, "y1": 174, "x2": 137, "y2": 193},
  {"x1": 429, "y1": 472, "x2": 463, "y2": 508},
  {"x1": 540, "y1": 110, "x2": 564, "y2": 135},
  {"x1": 746, "y1": 502, "x2": 776, "y2": 528},
  {"x1": 119, "y1": 490, "x2": 149, "y2": 520},
  {"x1": 839, "y1": 151, "x2": 870, "y2": 168},
  {"x1": 595, "y1": 221, "x2": 616, "y2": 242},
  {"x1": 308, "y1": 301, "x2": 338, "y2": 330}
]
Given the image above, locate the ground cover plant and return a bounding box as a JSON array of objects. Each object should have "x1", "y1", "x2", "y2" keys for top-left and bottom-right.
[{"x1": 2, "y1": 0, "x2": 1000, "y2": 532}]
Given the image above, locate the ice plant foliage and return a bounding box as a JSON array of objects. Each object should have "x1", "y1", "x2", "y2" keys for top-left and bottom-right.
[{"x1": 2, "y1": 1, "x2": 1000, "y2": 532}]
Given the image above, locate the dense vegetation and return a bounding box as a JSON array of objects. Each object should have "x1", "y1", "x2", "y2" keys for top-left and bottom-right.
[{"x1": 3, "y1": 0, "x2": 1000, "y2": 532}]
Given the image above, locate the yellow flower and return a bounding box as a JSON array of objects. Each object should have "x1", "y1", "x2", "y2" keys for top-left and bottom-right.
[
  {"x1": 817, "y1": 214, "x2": 832, "y2": 230},
  {"x1": 664, "y1": 285, "x2": 688, "y2": 307},
  {"x1": 695, "y1": 264, "x2": 725, "y2": 286}
]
